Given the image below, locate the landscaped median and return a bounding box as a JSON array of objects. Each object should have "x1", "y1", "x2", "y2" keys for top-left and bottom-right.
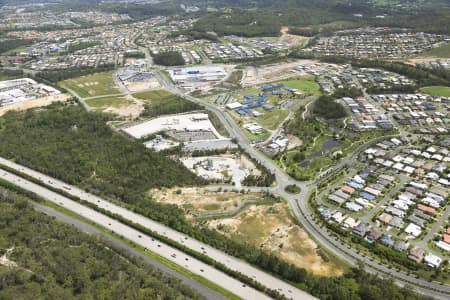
[
  {"x1": 0, "y1": 180, "x2": 237, "y2": 300},
  {"x1": 0, "y1": 164, "x2": 287, "y2": 300}
]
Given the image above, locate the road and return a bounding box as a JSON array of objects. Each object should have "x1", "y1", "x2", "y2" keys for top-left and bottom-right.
[
  {"x1": 5, "y1": 66, "x2": 448, "y2": 298},
  {"x1": 29, "y1": 201, "x2": 227, "y2": 300},
  {"x1": 154, "y1": 72, "x2": 450, "y2": 299},
  {"x1": 0, "y1": 157, "x2": 316, "y2": 300},
  {"x1": 0, "y1": 167, "x2": 274, "y2": 300}
]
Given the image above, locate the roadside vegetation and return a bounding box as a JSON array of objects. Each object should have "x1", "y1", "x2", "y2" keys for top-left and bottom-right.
[
  {"x1": 36, "y1": 66, "x2": 116, "y2": 83},
  {"x1": 0, "y1": 39, "x2": 32, "y2": 55},
  {"x1": 285, "y1": 184, "x2": 301, "y2": 194},
  {"x1": 0, "y1": 187, "x2": 205, "y2": 300},
  {"x1": 134, "y1": 89, "x2": 202, "y2": 118},
  {"x1": 152, "y1": 51, "x2": 185, "y2": 66},
  {"x1": 0, "y1": 104, "x2": 205, "y2": 208},
  {"x1": 0, "y1": 102, "x2": 421, "y2": 300}
]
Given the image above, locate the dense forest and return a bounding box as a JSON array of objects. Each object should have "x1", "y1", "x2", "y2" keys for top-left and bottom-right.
[
  {"x1": 35, "y1": 66, "x2": 116, "y2": 83},
  {"x1": 0, "y1": 187, "x2": 204, "y2": 300},
  {"x1": 312, "y1": 95, "x2": 347, "y2": 120},
  {"x1": 188, "y1": 0, "x2": 450, "y2": 36},
  {"x1": 0, "y1": 102, "x2": 438, "y2": 300},
  {"x1": 0, "y1": 104, "x2": 205, "y2": 207},
  {"x1": 134, "y1": 90, "x2": 203, "y2": 118},
  {"x1": 152, "y1": 51, "x2": 185, "y2": 66},
  {"x1": 192, "y1": 9, "x2": 281, "y2": 37},
  {"x1": 0, "y1": 39, "x2": 32, "y2": 55}
]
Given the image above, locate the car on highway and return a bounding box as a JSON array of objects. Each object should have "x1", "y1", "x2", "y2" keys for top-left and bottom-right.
[{"x1": 171, "y1": 253, "x2": 176, "y2": 258}]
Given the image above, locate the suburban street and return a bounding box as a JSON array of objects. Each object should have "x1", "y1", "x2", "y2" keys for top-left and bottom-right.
[
  {"x1": 0, "y1": 69, "x2": 448, "y2": 300},
  {"x1": 155, "y1": 71, "x2": 450, "y2": 299}
]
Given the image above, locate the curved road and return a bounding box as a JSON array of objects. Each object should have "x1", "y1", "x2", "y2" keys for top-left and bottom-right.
[
  {"x1": 0, "y1": 158, "x2": 316, "y2": 300},
  {"x1": 155, "y1": 71, "x2": 450, "y2": 300},
  {"x1": 0, "y1": 168, "x2": 273, "y2": 300}
]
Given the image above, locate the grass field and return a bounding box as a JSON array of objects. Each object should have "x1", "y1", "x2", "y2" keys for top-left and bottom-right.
[
  {"x1": 134, "y1": 89, "x2": 180, "y2": 102},
  {"x1": 243, "y1": 128, "x2": 271, "y2": 143},
  {"x1": 85, "y1": 96, "x2": 133, "y2": 110},
  {"x1": 280, "y1": 78, "x2": 321, "y2": 96},
  {"x1": 420, "y1": 86, "x2": 450, "y2": 97},
  {"x1": 1, "y1": 45, "x2": 28, "y2": 55},
  {"x1": 420, "y1": 42, "x2": 450, "y2": 58},
  {"x1": 59, "y1": 72, "x2": 120, "y2": 98},
  {"x1": 133, "y1": 89, "x2": 202, "y2": 118},
  {"x1": 257, "y1": 109, "x2": 289, "y2": 130}
]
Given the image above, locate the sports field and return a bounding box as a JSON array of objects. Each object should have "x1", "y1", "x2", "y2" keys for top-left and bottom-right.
[
  {"x1": 420, "y1": 86, "x2": 450, "y2": 97},
  {"x1": 280, "y1": 78, "x2": 321, "y2": 96},
  {"x1": 59, "y1": 72, "x2": 120, "y2": 98},
  {"x1": 420, "y1": 43, "x2": 450, "y2": 58}
]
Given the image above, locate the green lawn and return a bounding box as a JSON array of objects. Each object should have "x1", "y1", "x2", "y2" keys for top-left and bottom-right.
[
  {"x1": 134, "y1": 89, "x2": 179, "y2": 102},
  {"x1": 242, "y1": 128, "x2": 271, "y2": 143},
  {"x1": 2, "y1": 46, "x2": 28, "y2": 55},
  {"x1": 59, "y1": 71, "x2": 120, "y2": 98},
  {"x1": 85, "y1": 96, "x2": 133, "y2": 110},
  {"x1": 257, "y1": 109, "x2": 289, "y2": 130},
  {"x1": 238, "y1": 87, "x2": 262, "y2": 98},
  {"x1": 280, "y1": 78, "x2": 321, "y2": 96},
  {"x1": 420, "y1": 42, "x2": 450, "y2": 58},
  {"x1": 420, "y1": 86, "x2": 450, "y2": 97},
  {"x1": 133, "y1": 89, "x2": 202, "y2": 118}
]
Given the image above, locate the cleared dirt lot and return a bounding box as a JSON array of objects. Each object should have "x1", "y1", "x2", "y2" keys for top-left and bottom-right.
[
  {"x1": 0, "y1": 94, "x2": 71, "y2": 116},
  {"x1": 151, "y1": 187, "x2": 263, "y2": 217},
  {"x1": 241, "y1": 60, "x2": 317, "y2": 87},
  {"x1": 207, "y1": 202, "x2": 345, "y2": 276},
  {"x1": 125, "y1": 78, "x2": 161, "y2": 93}
]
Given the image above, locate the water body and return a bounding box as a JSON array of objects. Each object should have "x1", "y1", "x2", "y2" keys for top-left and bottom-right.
[{"x1": 300, "y1": 139, "x2": 341, "y2": 168}]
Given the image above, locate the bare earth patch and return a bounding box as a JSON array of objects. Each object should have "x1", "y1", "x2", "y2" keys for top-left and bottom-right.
[
  {"x1": 207, "y1": 202, "x2": 344, "y2": 276},
  {"x1": 280, "y1": 26, "x2": 308, "y2": 46},
  {"x1": 151, "y1": 187, "x2": 263, "y2": 217},
  {"x1": 103, "y1": 95, "x2": 144, "y2": 118},
  {"x1": 241, "y1": 60, "x2": 317, "y2": 87},
  {"x1": 0, "y1": 247, "x2": 18, "y2": 268},
  {"x1": 0, "y1": 94, "x2": 71, "y2": 116},
  {"x1": 125, "y1": 79, "x2": 161, "y2": 93},
  {"x1": 286, "y1": 134, "x2": 304, "y2": 150}
]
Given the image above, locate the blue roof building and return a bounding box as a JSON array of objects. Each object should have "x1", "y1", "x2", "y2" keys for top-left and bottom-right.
[{"x1": 360, "y1": 192, "x2": 375, "y2": 201}]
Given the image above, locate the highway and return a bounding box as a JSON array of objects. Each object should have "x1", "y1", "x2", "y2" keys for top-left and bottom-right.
[
  {"x1": 2, "y1": 68, "x2": 448, "y2": 299},
  {"x1": 154, "y1": 72, "x2": 450, "y2": 300},
  {"x1": 0, "y1": 157, "x2": 317, "y2": 300},
  {"x1": 29, "y1": 202, "x2": 227, "y2": 300},
  {"x1": 0, "y1": 167, "x2": 273, "y2": 300}
]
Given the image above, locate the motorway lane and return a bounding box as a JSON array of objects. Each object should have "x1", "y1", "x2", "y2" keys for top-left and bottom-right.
[
  {"x1": 0, "y1": 158, "x2": 317, "y2": 300},
  {"x1": 30, "y1": 202, "x2": 227, "y2": 300},
  {"x1": 0, "y1": 168, "x2": 272, "y2": 300},
  {"x1": 153, "y1": 73, "x2": 450, "y2": 299}
]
